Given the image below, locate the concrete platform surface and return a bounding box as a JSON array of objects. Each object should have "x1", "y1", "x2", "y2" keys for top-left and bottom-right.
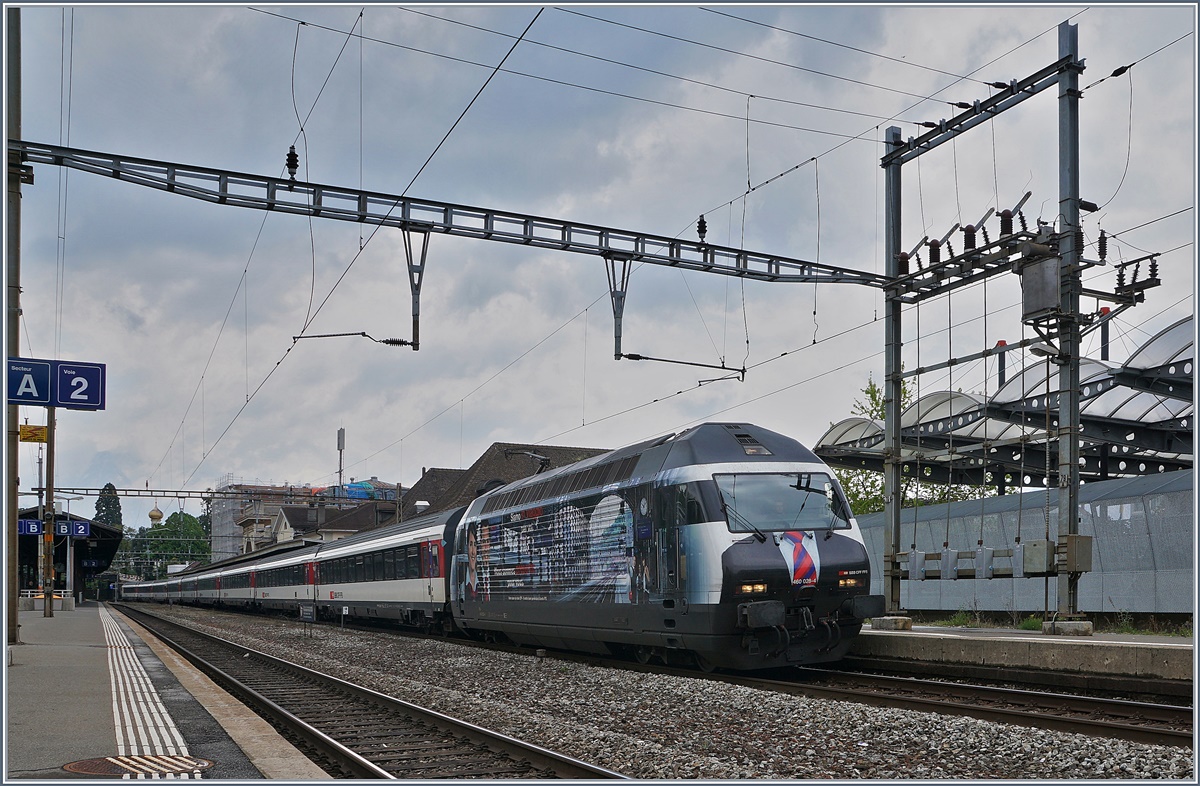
[
  {"x1": 854, "y1": 623, "x2": 1193, "y2": 681},
  {"x1": 5, "y1": 601, "x2": 329, "y2": 780}
]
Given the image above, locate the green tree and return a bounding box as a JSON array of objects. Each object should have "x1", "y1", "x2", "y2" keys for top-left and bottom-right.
[
  {"x1": 833, "y1": 374, "x2": 995, "y2": 515},
  {"x1": 94, "y1": 483, "x2": 123, "y2": 529},
  {"x1": 110, "y1": 510, "x2": 213, "y2": 579}
]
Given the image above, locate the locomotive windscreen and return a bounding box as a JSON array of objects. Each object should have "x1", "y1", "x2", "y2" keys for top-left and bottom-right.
[{"x1": 714, "y1": 472, "x2": 852, "y2": 533}]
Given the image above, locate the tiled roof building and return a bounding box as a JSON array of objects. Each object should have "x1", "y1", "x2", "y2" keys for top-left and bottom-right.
[{"x1": 403, "y1": 442, "x2": 609, "y2": 519}]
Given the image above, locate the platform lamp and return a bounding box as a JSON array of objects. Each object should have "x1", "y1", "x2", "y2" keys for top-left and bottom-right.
[{"x1": 57, "y1": 495, "x2": 82, "y2": 606}]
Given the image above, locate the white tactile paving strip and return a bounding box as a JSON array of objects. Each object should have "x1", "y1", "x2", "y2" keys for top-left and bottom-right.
[{"x1": 99, "y1": 606, "x2": 203, "y2": 778}]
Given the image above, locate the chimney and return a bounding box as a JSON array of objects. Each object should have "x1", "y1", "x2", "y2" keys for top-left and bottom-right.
[{"x1": 415, "y1": 501, "x2": 430, "y2": 514}]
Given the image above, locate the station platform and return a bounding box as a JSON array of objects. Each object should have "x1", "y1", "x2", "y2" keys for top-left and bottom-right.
[
  {"x1": 4, "y1": 601, "x2": 329, "y2": 780},
  {"x1": 853, "y1": 622, "x2": 1194, "y2": 682}
]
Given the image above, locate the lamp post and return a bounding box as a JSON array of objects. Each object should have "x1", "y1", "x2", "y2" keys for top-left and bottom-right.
[{"x1": 58, "y1": 495, "x2": 82, "y2": 607}]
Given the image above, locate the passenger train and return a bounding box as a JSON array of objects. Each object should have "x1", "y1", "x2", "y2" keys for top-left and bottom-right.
[{"x1": 122, "y1": 423, "x2": 885, "y2": 670}]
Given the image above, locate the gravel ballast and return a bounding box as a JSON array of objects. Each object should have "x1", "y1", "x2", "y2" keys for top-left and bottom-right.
[{"x1": 133, "y1": 605, "x2": 1194, "y2": 779}]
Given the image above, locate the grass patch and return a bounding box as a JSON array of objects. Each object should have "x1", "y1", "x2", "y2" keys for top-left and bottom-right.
[{"x1": 1017, "y1": 615, "x2": 1043, "y2": 631}]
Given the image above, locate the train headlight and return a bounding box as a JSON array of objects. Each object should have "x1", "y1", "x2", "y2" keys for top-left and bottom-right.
[
  {"x1": 738, "y1": 582, "x2": 768, "y2": 595},
  {"x1": 838, "y1": 576, "x2": 865, "y2": 589}
]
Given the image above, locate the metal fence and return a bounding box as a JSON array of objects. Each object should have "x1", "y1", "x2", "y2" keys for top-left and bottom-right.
[{"x1": 855, "y1": 470, "x2": 1194, "y2": 615}]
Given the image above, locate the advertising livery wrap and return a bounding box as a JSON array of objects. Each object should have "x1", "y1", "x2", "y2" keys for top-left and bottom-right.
[{"x1": 452, "y1": 423, "x2": 884, "y2": 670}]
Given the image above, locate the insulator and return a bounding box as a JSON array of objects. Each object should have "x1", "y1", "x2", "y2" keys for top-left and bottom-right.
[
  {"x1": 379, "y1": 338, "x2": 410, "y2": 346},
  {"x1": 962, "y1": 225, "x2": 977, "y2": 250},
  {"x1": 928, "y1": 239, "x2": 941, "y2": 267},
  {"x1": 1017, "y1": 211, "x2": 1028, "y2": 232},
  {"x1": 1076, "y1": 228, "x2": 1085, "y2": 256},
  {"x1": 1149, "y1": 256, "x2": 1159, "y2": 279},
  {"x1": 944, "y1": 240, "x2": 954, "y2": 258},
  {"x1": 697, "y1": 214, "x2": 707, "y2": 243},
  {"x1": 1098, "y1": 229, "x2": 1107, "y2": 261},
  {"x1": 920, "y1": 121, "x2": 938, "y2": 129},
  {"x1": 952, "y1": 102, "x2": 972, "y2": 110},
  {"x1": 980, "y1": 225, "x2": 991, "y2": 245},
  {"x1": 990, "y1": 81, "x2": 1010, "y2": 90},
  {"x1": 897, "y1": 251, "x2": 910, "y2": 275},
  {"x1": 1116, "y1": 267, "x2": 1126, "y2": 288},
  {"x1": 286, "y1": 145, "x2": 299, "y2": 180},
  {"x1": 999, "y1": 210, "x2": 1013, "y2": 236},
  {"x1": 1131, "y1": 262, "x2": 1140, "y2": 282}
]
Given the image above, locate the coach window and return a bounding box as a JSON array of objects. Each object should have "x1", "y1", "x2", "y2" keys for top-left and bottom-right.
[
  {"x1": 383, "y1": 549, "x2": 396, "y2": 580},
  {"x1": 353, "y1": 555, "x2": 364, "y2": 583},
  {"x1": 373, "y1": 551, "x2": 385, "y2": 581},
  {"x1": 406, "y1": 546, "x2": 419, "y2": 579}
]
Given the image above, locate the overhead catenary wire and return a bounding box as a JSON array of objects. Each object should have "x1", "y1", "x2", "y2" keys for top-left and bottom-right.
[
  {"x1": 253, "y1": 6, "x2": 883, "y2": 141},
  {"x1": 148, "y1": 8, "x2": 364, "y2": 488},
  {"x1": 98, "y1": 7, "x2": 1185, "y2": 499},
  {"x1": 696, "y1": 10, "x2": 1091, "y2": 224},
  {"x1": 561, "y1": 7, "x2": 959, "y2": 103},
  {"x1": 400, "y1": 6, "x2": 908, "y2": 126},
  {"x1": 53, "y1": 8, "x2": 75, "y2": 360},
  {"x1": 701, "y1": 7, "x2": 991, "y2": 87},
  {"x1": 167, "y1": 8, "x2": 544, "y2": 489}
]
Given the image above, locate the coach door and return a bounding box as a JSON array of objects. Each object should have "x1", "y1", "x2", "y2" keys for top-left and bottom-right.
[{"x1": 652, "y1": 486, "x2": 683, "y2": 596}]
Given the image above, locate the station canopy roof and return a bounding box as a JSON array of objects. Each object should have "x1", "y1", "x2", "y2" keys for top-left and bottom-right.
[{"x1": 815, "y1": 316, "x2": 1193, "y2": 487}]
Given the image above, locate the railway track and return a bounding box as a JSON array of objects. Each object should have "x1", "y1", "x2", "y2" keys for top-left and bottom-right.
[
  {"x1": 756, "y1": 668, "x2": 1194, "y2": 749},
  {"x1": 121, "y1": 603, "x2": 1192, "y2": 751},
  {"x1": 832, "y1": 654, "x2": 1194, "y2": 702},
  {"x1": 482, "y1": 644, "x2": 1192, "y2": 748},
  {"x1": 115, "y1": 605, "x2": 626, "y2": 779}
]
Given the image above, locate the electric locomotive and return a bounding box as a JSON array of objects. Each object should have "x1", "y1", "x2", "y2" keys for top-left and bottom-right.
[{"x1": 449, "y1": 422, "x2": 884, "y2": 670}]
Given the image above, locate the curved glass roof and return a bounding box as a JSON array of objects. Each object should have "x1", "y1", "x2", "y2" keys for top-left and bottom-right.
[
  {"x1": 1124, "y1": 316, "x2": 1193, "y2": 369},
  {"x1": 816, "y1": 316, "x2": 1194, "y2": 484}
]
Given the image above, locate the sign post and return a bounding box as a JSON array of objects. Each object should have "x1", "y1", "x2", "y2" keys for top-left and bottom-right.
[
  {"x1": 42, "y1": 409, "x2": 55, "y2": 617},
  {"x1": 8, "y1": 357, "x2": 106, "y2": 618}
]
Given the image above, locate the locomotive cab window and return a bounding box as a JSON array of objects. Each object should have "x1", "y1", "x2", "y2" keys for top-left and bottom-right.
[{"x1": 714, "y1": 472, "x2": 851, "y2": 533}]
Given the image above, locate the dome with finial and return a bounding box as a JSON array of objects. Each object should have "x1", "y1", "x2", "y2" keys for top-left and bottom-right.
[{"x1": 148, "y1": 503, "x2": 164, "y2": 524}]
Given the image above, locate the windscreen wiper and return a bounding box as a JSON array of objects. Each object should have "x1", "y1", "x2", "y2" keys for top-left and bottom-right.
[{"x1": 721, "y1": 502, "x2": 767, "y2": 543}]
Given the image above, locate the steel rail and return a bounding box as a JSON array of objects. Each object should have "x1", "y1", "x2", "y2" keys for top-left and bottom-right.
[
  {"x1": 115, "y1": 604, "x2": 627, "y2": 779},
  {"x1": 782, "y1": 667, "x2": 1194, "y2": 748}
]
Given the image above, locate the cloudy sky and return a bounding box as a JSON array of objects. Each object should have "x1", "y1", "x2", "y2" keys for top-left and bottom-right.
[{"x1": 9, "y1": 3, "x2": 1195, "y2": 529}]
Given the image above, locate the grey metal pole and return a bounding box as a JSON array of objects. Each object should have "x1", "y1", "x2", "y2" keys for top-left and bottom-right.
[
  {"x1": 1056, "y1": 21, "x2": 1084, "y2": 618},
  {"x1": 43, "y1": 409, "x2": 55, "y2": 617},
  {"x1": 882, "y1": 126, "x2": 904, "y2": 615},
  {"x1": 7, "y1": 6, "x2": 22, "y2": 641}
]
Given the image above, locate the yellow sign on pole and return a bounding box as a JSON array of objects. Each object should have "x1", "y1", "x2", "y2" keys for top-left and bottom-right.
[{"x1": 18, "y1": 425, "x2": 47, "y2": 443}]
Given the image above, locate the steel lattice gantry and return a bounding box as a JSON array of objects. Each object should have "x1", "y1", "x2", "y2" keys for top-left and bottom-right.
[
  {"x1": 8, "y1": 140, "x2": 891, "y2": 289},
  {"x1": 8, "y1": 138, "x2": 894, "y2": 357}
]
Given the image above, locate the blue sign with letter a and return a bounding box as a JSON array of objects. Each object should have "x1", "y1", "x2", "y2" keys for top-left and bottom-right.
[{"x1": 7, "y1": 359, "x2": 52, "y2": 405}]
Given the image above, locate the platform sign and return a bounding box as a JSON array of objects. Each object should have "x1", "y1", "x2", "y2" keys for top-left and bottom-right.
[
  {"x1": 54, "y1": 521, "x2": 91, "y2": 537},
  {"x1": 18, "y1": 519, "x2": 44, "y2": 535},
  {"x1": 7, "y1": 359, "x2": 52, "y2": 405},
  {"x1": 6, "y1": 357, "x2": 106, "y2": 410},
  {"x1": 55, "y1": 361, "x2": 106, "y2": 410}
]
